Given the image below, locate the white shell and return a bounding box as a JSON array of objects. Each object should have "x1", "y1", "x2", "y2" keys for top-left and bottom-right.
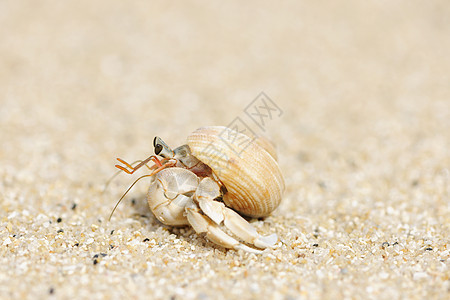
[{"x1": 187, "y1": 126, "x2": 285, "y2": 217}]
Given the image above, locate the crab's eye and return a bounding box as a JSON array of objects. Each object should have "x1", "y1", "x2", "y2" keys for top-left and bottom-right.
[
  {"x1": 153, "y1": 137, "x2": 157, "y2": 147},
  {"x1": 154, "y1": 144, "x2": 163, "y2": 155}
]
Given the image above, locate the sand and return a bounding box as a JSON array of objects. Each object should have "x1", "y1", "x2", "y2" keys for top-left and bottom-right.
[{"x1": 0, "y1": 1, "x2": 449, "y2": 299}]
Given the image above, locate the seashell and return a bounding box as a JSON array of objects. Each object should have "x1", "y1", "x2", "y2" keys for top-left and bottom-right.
[{"x1": 186, "y1": 126, "x2": 285, "y2": 217}]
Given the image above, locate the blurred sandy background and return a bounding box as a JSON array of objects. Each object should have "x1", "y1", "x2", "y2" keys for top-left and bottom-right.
[{"x1": 0, "y1": 1, "x2": 449, "y2": 299}]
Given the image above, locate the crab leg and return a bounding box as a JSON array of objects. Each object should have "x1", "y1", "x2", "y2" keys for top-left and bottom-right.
[
  {"x1": 185, "y1": 202, "x2": 264, "y2": 254},
  {"x1": 222, "y1": 207, "x2": 277, "y2": 248},
  {"x1": 191, "y1": 177, "x2": 278, "y2": 250}
]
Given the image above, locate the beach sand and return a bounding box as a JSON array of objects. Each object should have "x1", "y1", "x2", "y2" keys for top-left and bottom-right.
[{"x1": 0, "y1": 1, "x2": 449, "y2": 299}]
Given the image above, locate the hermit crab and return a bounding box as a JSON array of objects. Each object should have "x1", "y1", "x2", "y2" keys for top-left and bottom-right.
[{"x1": 110, "y1": 126, "x2": 285, "y2": 253}]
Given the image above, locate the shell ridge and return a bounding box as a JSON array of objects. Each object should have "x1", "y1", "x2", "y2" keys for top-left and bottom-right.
[{"x1": 187, "y1": 126, "x2": 284, "y2": 217}]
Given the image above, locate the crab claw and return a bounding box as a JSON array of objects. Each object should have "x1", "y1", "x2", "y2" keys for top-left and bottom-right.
[{"x1": 147, "y1": 168, "x2": 198, "y2": 225}]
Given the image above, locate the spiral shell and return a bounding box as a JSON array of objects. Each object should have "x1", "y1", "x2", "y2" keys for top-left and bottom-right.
[{"x1": 186, "y1": 126, "x2": 285, "y2": 217}]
